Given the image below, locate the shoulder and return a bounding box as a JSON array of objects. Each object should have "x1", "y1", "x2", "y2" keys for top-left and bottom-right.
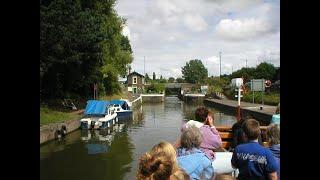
[{"x1": 186, "y1": 120, "x2": 203, "y2": 128}]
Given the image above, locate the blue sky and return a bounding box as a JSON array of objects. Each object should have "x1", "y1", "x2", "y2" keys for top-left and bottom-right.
[{"x1": 115, "y1": 0, "x2": 280, "y2": 78}]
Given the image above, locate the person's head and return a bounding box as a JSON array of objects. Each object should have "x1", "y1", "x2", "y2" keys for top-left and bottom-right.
[
  {"x1": 151, "y1": 141, "x2": 178, "y2": 170},
  {"x1": 180, "y1": 125, "x2": 202, "y2": 149},
  {"x1": 214, "y1": 174, "x2": 236, "y2": 180},
  {"x1": 267, "y1": 123, "x2": 280, "y2": 145},
  {"x1": 195, "y1": 106, "x2": 209, "y2": 122},
  {"x1": 137, "y1": 152, "x2": 173, "y2": 180},
  {"x1": 242, "y1": 119, "x2": 261, "y2": 141}
]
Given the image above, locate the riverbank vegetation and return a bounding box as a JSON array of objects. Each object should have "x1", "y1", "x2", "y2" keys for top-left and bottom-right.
[
  {"x1": 40, "y1": 107, "x2": 82, "y2": 125},
  {"x1": 40, "y1": 0, "x2": 133, "y2": 103}
]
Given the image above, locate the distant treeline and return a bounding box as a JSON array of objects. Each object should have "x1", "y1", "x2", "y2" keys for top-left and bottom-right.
[{"x1": 40, "y1": 0, "x2": 133, "y2": 101}]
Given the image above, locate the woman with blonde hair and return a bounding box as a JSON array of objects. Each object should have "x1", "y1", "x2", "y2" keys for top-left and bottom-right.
[{"x1": 137, "y1": 141, "x2": 190, "y2": 180}]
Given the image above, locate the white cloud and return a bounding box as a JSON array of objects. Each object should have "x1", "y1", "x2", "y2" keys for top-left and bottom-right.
[
  {"x1": 207, "y1": 56, "x2": 219, "y2": 64},
  {"x1": 215, "y1": 18, "x2": 272, "y2": 40},
  {"x1": 184, "y1": 14, "x2": 208, "y2": 32},
  {"x1": 115, "y1": 0, "x2": 279, "y2": 78}
]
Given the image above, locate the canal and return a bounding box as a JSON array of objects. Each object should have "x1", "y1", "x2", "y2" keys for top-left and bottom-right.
[{"x1": 40, "y1": 96, "x2": 237, "y2": 180}]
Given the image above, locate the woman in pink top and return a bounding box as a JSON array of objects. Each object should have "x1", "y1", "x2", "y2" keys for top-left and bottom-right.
[{"x1": 179, "y1": 106, "x2": 222, "y2": 160}]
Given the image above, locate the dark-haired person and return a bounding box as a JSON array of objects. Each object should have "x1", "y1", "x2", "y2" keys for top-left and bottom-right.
[
  {"x1": 180, "y1": 106, "x2": 222, "y2": 161},
  {"x1": 230, "y1": 115, "x2": 263, "y2": 151},
  {"x1": 231, "y1": 119, "x2": 278, "y2": 180}
]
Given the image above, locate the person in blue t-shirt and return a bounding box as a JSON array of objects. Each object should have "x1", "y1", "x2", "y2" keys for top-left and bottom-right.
[{"x1": 231, "y1": 119, "x2": 279, "y2": 180}]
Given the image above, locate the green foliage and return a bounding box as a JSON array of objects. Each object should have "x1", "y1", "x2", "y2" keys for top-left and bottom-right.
[
  {"x1": 230, "y1": 67, "x2": 256, "y2": 83},
  {"x1": 40, "y1": 0, "x2": 133, "y2": 100},
  {"x1": 153, "y1": 72, "x2": 156, "y2": 80},
  {"x1": 40, "y1": 106, "x2": 82, "y2": 125},
  {"x1": 229, "y1": 62, "x2": 276, "y2": 83},
  {"x1": 255, "y1": 62, "x2": 276, "y2": 80},
  {"x1": 145, "y1": 73, "x2": 151, "y2": 82},
  {"x1": 168, "y1": 77, "x2": 175, "y2": 83},
  {"x1": 145, "y1": 83, "x2": 165, "y2": 93},
  {"x1": 182, "y1": 59, "x2": 208, "y2": 84},
  {"x1": 242, "y1": 91, "x2": 280, "y2": 106},
  {"x1": 176, "y1": 78, "x2": 184, "y2": 83}
]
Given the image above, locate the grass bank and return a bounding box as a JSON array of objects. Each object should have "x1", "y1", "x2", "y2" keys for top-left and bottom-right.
[{"x1": 40, "y1": 107, "x2": 82, "y2": 125}]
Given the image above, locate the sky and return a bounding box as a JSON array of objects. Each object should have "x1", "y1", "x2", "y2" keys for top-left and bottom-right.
[{"x1": 115, "y1": 0, "x2": 280, "y2": 78}]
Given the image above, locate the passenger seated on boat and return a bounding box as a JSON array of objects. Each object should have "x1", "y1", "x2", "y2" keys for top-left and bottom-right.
[
  {"x1": 231, "y1": 119, "x2": 279, "y2": 180},
  {"x1": 178, "y1": 106, "x2": 222, "y2": 161},
  {"x1": 150, "y1": 141, "x2": 190, "y2": 180},
  {"x1": 176, "y1": 126, "x2": 214, "y2": 180},
  {"x1": 137, "y1": 141, "x2": 190, "y2": 180},
  {"x1": 230, "y1": 115, "x2": 263, "y2": 151},
  {"x1": 266, "y1": 124, "x2": 280, "y2": 180}
]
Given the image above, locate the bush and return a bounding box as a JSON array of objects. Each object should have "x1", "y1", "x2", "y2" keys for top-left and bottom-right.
[{"x1": 243, "y1": 91, "x2": 279, "y2": 105}]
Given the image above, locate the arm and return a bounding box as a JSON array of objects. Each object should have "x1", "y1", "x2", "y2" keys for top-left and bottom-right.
[
  {"x1": 209, "y1": 126, "x2": 222, "y2": 148},
  {"x1": 203, "y1": 163, "x2": 214, "y2": 180},
  {"x1": 268, "y1": 172, "x2": 278, "y2": 180},
  {"x1": 231, "y1": 150, "x2": 238, "y2": 169}
]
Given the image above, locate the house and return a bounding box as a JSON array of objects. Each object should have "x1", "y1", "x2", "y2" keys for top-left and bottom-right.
[{"x1": 127, "y1": 71, "x2": 145, "y2": 94}]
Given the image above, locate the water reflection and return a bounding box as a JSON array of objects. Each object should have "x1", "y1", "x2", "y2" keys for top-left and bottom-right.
[
  {"x1": 41, "y1": 122, "x2": 135, "y2": 180},
  {"x1": 40, "y1": 96, "x2": 236, "y2": 180}
]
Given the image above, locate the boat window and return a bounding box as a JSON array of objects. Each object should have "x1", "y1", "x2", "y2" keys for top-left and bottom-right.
[{"x1": 117, "y1": 108, "x2": 120, "y2": 111}]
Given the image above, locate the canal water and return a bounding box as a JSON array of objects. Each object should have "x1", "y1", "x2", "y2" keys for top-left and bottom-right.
[{"x1": 40, "y1": 96, "x2": 237, "y2": 180}]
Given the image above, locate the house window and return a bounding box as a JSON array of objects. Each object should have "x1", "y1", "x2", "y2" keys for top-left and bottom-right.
[
  {"x1": 133, "y1": 77, "x2": 137, "y2": 84},
  {"x1": 133, "y1": 87, "x2": 137, "y2": 94}
]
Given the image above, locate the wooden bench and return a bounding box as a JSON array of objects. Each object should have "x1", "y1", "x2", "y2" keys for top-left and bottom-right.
[{"x1": 216, "y1": 126, "x2": 269, "y2": 149}]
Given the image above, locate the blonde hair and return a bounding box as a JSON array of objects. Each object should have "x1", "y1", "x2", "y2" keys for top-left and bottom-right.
[
  {"x1": 137, "y1": 152, "x2": 173, "y2": 180},
  {"x1": 170, "y1": 169, "x2": 190, "y2": 180},
  {"x1": 151, "y1": 141, "x2": 179, "y2": 172},
  {"x1": 214, "y1": 174, "x2": 236, "y2": 180},
  {"x1": 137, "y1": 141, "x2": 190, "y2": 180}
]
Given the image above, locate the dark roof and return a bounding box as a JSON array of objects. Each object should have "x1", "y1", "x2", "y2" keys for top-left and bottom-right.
[{"x1": 128, "y1": 71, "x2": 144, "y2": 77}]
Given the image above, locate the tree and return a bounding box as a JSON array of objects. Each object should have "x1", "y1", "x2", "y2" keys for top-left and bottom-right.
[
  {"x1": 230, "y1": 67, "x2": 256, "y2": 83},
  {"x1": 145, "y1": 73, "x2": 150, "y2": 82},
  {"x1": 176, "y1": 78, "x2": 184, "y2": 83},
  {"x1": 168, "y1": 77, "x2": 175, "y2": 83},
  {"x1": 40, "y1": 0, "x2": 133, "y2": 100},
  {"x1": 255, "y1": 62, "x2": 276, "y2": 80},
  {"x1": 181, "y1": 59, "x2": 208, "y2": 84},
  {"x1": 153, "y1": 72, "x2": 156, "y2": 80}
]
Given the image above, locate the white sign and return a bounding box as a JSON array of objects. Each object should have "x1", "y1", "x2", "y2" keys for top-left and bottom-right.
[
  {"x1": 251, "y1": 79, "x2": 265, "y2": 91},
  {"x1": 201, "y1": 86, "x2": 208, "y2": 94},
  {"x1": 231, "y1": 78, "x2": 243, "y2": 88},
  {"x1": 127, "y1": 87, "x2": 132, "y2": 92}
]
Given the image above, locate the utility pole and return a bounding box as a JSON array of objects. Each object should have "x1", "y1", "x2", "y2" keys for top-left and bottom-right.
[
  {"x1": 219, "y1": 51, "x2": 222, "y2": 78},
  {"x1": 144, "y1": 56, "x2": 145, "y2": 75},
  {"x1": 246, "y1": 59, "x2": 247, "y2": 68}
]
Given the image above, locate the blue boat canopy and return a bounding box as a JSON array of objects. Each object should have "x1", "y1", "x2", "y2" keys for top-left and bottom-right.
[{"x1": 84, "y1": 100, "x2": 110, "y2": 115}]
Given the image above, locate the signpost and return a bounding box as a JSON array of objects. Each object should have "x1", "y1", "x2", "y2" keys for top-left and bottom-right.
[
  {"x1": 231, "y1": 78, "x2": 243, "y2": 120},
  {"x1": 250, "y1": 79, "x2": 265, "y2": 109}
]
